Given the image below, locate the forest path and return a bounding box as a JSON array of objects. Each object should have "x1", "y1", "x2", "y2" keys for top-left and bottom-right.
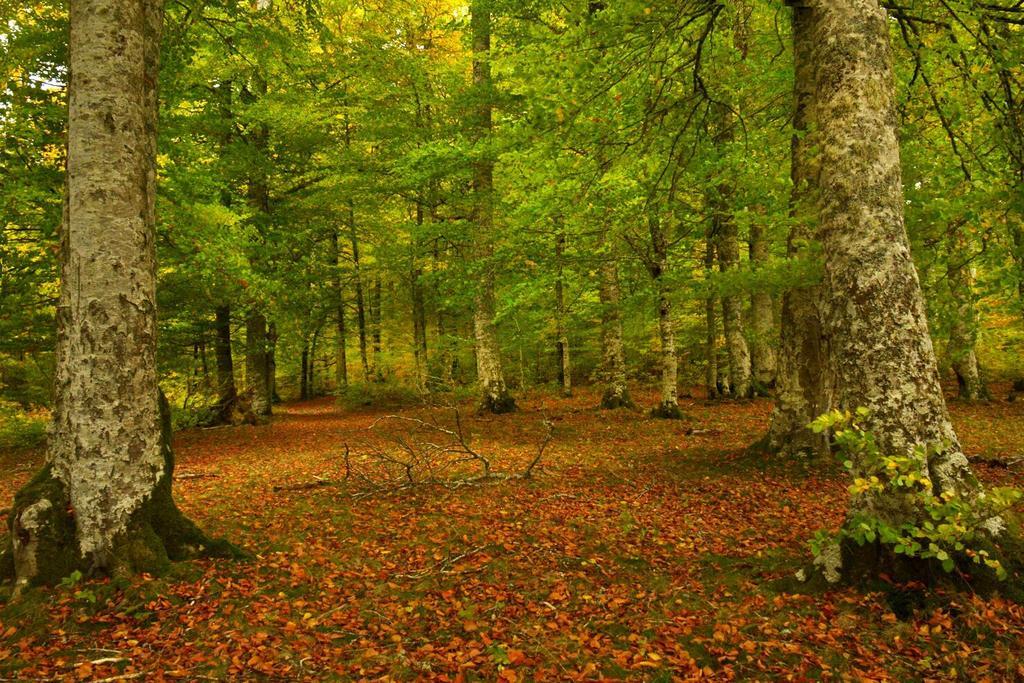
[{"x1": 1, "y1": 389, "x2": 1023, "y2": 680}]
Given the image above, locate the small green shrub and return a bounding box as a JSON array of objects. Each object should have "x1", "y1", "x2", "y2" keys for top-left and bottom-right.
[
  {"x1": 337, "y1": 382, "x2": 425, "y2": 410},
  {"x1": 0, "y1": 401, "x2": 48, "y2": 451},
  {"x1": 809, "y1": 408, "x2": 1021, "y2": 580}
]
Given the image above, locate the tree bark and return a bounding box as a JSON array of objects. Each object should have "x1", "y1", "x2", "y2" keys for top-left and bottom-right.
[
  {"x1": 806, "y1": 0, "x2": 1008, "y2": 583},
  {"x1": 715, "y1": 210, "x2": 753, "y2": 399},
  {"x1": 647, "y1": 210, "x2": 681, "y2": 418},
  {"x1": 946, "y1": 227, "x2": 988, "y2": 402},
  {"x1": 348, "y1": 202, "x2": 371, "y2": 383},
  {"x1": 554, "y1": 230, "x2": 572, "y2": 397},
  {"x1": 213, "y1": 305, "x2": 238, "y2": 423},
  {"x1": 470, "y1": 0, "x2": 515, "y2": 414},
  {"x1": 598, "y1": 254, "x2": 633, "y2": 409},
  {"x1": 764, "y1": 5, "x2": 831, "y2": 458},
  {"x1": 6, "y1": 0, "x2": 235, "y2": 589},
  {"x1": 300, "y1": 343, "x2": 309, "y2": 400},
  {"x1": 412, "y1": 201, "x2": 429, "y2": 394},
  {"x1": 331, "y1": 228, "x2": 348, "y2": 392},
  {"x1": 246, "y1": 312, "x2": 271, "y2": 416},
  {"x1": 371, "y1": 274, "x2": 383, "y2": 379},
  {"x1": 748, "y1": 223, "x2": 777, "y2": 392},
  {"x1": 704, "y1": 234, "x2": 721, "y2": 400}
]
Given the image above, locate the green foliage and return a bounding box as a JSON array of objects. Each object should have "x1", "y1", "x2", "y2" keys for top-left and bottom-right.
[
  {"x1": 810, "y1": 410, "x2": 1021, "y2": 580},
  {"x1": 0, "y1": 400, "x2": 48, "y2": 452}
]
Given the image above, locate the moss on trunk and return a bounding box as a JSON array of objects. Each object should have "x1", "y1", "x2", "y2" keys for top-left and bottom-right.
[{"x1": 2, "y1": 393, "x2": 244, "y2": 591}]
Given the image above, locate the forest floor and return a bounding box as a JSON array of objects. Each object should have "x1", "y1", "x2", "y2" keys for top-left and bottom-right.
[{"x1": 1, "y1": 388, "x2": 1023, "y2": 681}]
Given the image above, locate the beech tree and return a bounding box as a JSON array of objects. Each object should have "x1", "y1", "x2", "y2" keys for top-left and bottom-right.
[
  {"x1": 3, "y1": 0, "x2": 233, "y2": 589},
  {"x1": 800, "y1": 0, "x2": 1021, "y2": 583}
]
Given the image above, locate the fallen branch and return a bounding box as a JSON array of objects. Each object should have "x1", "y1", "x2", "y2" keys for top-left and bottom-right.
[
  {"x1": 969, "y1": 455, "x2": 1023, "y2": 469},
  {"x1": 272, "y1": 476, "x2": 340, "y2": 492},
  {"x1": 394, "y1": 544, "x2": 489, "y2": 580}
]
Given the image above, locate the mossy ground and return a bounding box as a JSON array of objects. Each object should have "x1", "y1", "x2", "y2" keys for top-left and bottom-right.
[{"x1": 0, "y1": 385, "x2": 1021, "y2": 680}]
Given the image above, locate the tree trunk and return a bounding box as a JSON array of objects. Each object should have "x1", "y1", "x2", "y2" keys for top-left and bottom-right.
[
  {"x1": 371, "y1": 274, "x2": 383, "y2": 380},
  {"x1": 470, "y1": 0, "x2": 515, "y2": 414},
  {"x1": 213, "y1": 305, "x2": 238, "y2": 423},
  {"x1": 710, "y1": 102, "x2": 753, "y2": 400},
  {"x1": 648, "y1": 210, "x2": 681, "y2": 418},
  {"x1": 300, "y1": 344, "x2": 309, "y2": 401},
  {"x1": 5, "y1": 0, "x2": 235, "y2": 589},
  {"x1": 246, "y1": 312, "x2": 271, "y2": 416},
  {"x1": 807, "y1": 0, "x2": 1010, "y2": 584},
  {"x1": 598, "y1": 255, "x2": 633, "y2": 409},
  {"x1": 266, "y1": 321, "x2": 278, "y2": 404},
  {"x1": 331, "y1": 228, "x2": 348, "y2": 392},
  {"x1": 764, "y1": 5, "x2": 831, "y2": 458},
  {"x1": 946, "y1": 228, "x2": 988, "y2": 402},
  {"x1": 715, "y1": 211, "x2": 753, "y2": 399},
  {"x1": 748, "y1": 223, "x2": 777, "y2": 393},
  {"x1": 704, "y1": 234, "x2": 720, "y2": 400},
  {"x1": 349, "y1": 203, "x2": 371, "y2": 383},
  {"x1": 412, "y1": 202, "x2": 429, "y2": 394},
  {"x1": 554, "y1": 231, "x2": 572, "y2": 397}
]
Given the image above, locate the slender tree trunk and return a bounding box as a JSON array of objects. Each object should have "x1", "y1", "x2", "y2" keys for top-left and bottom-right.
[
  {"x1": 598, "y1": 254, "x2": 633, "y2": 409},
  {"x1": 748, "y1": 223, "x2": 777, "y2": 392},
  {"x1": 554, "y1": 230, "x2": 572, "y2": 397},
  {"x1": 433, "y1": 240, "x2": 455, "y2": 388},
  {"x1": 648, "y1": 210, "x2": 681, "y2": 418},
  {"x1": 709, "y1": 103, "x2": 753, "y2": 399},
  {"x1": 764, "y1": 5, "x2": 831, "y2": 458},
  {"x1": 348, "y1": 203, "x2": 371, "y2": 382},
  {"x1": 331, "y1": 229, "x2": 348, "y2": 392},
  {"x1": 704, "y1": 234, "x2": 720, "y2": 400},
  {"x1": 946, "y1": 228, "x2": 988, "y2": 402},
  {"x1": 6, "y1": 0, "x2": 232, "y2": 588},
  {"x1": 371, "y1": 274, "x2": 383, "y2": 379},
  {"x1": 213, "y1": 305, "x2": 238, "y2": 423},
  {"x1": 716, "y1": 211, "x2": 753, "y2": 399},
  {"x1": 412, "y1": 202, "x2": 429, "y2": 394},
  {"x1": 267, "y1": 321, "x2": 278, "y2": 404},
  {"x1": 807, "y1": 0, "x2": 1008, "y2": 583},
  {"x1": 310, "y1": 326, "x2": 321, "y2": 398},
  {"x1": 470, "y1": 0, "x2": 514, "y2": 413},
  {"x1": 300, "y1": 344, "x2": 309, "y2": 401}
]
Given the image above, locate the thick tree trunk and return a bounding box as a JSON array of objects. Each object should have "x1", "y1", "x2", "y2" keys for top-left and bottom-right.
[
  {"x1": 554, "y1": 231, "x2": 572, "y2": 397},
  {"x1": 213, "y1": 305, "x2": 238, "y2": 423},
  {"x1": 5, "y1": 0, "x2": 235, "y2": 589},
  {"x1": 946, "y1": 229, "x2": 988, "y2": 402},
  {"x1": 806, "y1": 0, "x2": 1011, "y2": 584},
  {"x1": 598, "y1": 256, "x2": 633, "y2": 409},
  {"x1": 748, "y1": 223, "x2": 777, "y2": 392},
  {"x1": 764, "y1": 5, "x2": 831, "y2": 458},
  {"x1": 470, "y1": 0, "x2": 515, "y2": 414},
  {"x1": 245, "y1": 312, "x2": 271, "y2": 416}
]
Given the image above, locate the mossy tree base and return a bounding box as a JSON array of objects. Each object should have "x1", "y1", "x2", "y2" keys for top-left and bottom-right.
[
  {"x1": 480, "y1": 390, "x2": 517, "y2": 415},
  {"x1": 649, "y1": 402, "x2": 685, "y2": 420},
  {"x1": 2, "y1": 393, "x2": 244, "y2": 591},
  {"x1": 600, "y1": 389, "x2": 635, "y2": 410},
  {"x1": 794, "y1": 523, "x2": 1024, "y2": 604}
]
